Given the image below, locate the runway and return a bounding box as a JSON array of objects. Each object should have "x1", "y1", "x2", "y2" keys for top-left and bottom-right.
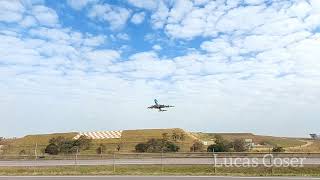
[
  {"x1": 0, "y1": 176, "x2": 319, "y2": 180},
  {"x1": 0, "y1": 157, "x2": 319, "y2": 167}
]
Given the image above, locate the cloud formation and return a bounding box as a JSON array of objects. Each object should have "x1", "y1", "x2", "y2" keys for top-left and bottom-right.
[
  {"x1": 0, "y1": 0, "x2": 319, "y2": 137},
  {"x1": 88, "y1": 3, "x2": 131, "y2": 30}
]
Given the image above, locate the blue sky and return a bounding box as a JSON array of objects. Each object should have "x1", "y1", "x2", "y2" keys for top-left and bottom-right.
[{"x1": 1, "y1": 0, "x2": 320, "y2": 137}]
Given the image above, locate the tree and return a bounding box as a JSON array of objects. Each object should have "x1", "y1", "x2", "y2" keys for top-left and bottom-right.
[
  {"x1": 96, "y1": 144, "x2": 105, "y2": 154},
  {"x1": 190, "y1": 141, "x2": 204, "y2": 152},
  {"x1": 272, "y1": 146, "x2": 285, "y2": 152},
  {"x1": 207, "y1": 135, "x2": 231, "y2": 152},
  {"x1": 163, "y1": 141, "x2": 180, "y2": 152},
  {"x1": 73, "y1": 135, "x2": 92, "y2": 150},
  {"x1": 45, "y1": 143, "x2": 59, "y2": 155},
  {"x1": 232, "y1": 139, "x2": 247, "y2": 152},
  {"x1": 47, "y1": 135, "x2": 92, "y2": 155},
  {"x1": 49, "y1": 136, "x2": 67, "y2": 149},
  {"x1": 146, "y1": 138, "x2": 164, "y2": 153},
  {"x1": 135, "y1": 143, "x2": 148, "y2": 152},
  {"x1": 135, "y1": 138, "x2": 180, "y2": 153},
  {"x1": 59, "y1": 140, "x2": 75, "y2": 154}
]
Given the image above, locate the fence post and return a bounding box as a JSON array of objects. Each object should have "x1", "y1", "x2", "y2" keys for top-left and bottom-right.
[
  {"x1": 113, "y1": 153, "x2": 116, "y2": 173},
  {"x1": 74, "y1": 147, "x2": 79, "y2": 171},
  {"x1": 213, "y1": 150, "x2": 216, "y2": 174},
  {"x1": 161, "y1": 150, "x2": 164, "y2": 174},
  {"x1": 270, "y1": 153, "x2": 274, "y2": 175},
  {"x1": 33, "y1": 143, "x2": 38, "y2": 174}
]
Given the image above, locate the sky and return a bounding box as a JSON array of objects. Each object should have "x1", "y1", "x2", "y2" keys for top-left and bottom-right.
[{"x1": 0, "y1": 0, "x2": 320, "y2": 138}]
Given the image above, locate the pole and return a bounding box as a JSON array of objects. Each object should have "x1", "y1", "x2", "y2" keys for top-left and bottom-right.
[
  {"x1": 212, "y1": 149, "x2": 216, "y2": 174},
  {"x1": 74, "y1": 147, "x2": 79, "y2": 171},
  {"x1": 34, "y1": 143, "x2": 38, "y2": 160},
  {"x1": 270, "y1": 152, "x2": 274, "y2": 175},
  {"x1": 113, "y1": 153, "x2": 116, "y2": 173},
  {"x1": 161, "y1": 149, "x2": 164, "y2": 174},
  {"x1": 34, "y1": 143, "x2": 38, "y2": 174}
]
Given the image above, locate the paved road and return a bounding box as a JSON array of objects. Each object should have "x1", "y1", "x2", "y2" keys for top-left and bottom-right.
[
  {"x1": 0, "y1": 157, "x2": 319, "y2": 167},
  {"x1": 0, "y1": 176, "x2": 319, "y2": 180}
]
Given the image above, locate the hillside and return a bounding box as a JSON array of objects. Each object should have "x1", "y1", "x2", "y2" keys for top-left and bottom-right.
[
  {"x1": 194, "y1": 132, "x2": 308, "y2": 151},
  {"x1": 1, "y1": 128, "x2": 198, "y2": 155},
  {"x1": 0, "y1": 129, "x2": 315, "y2": 155}
]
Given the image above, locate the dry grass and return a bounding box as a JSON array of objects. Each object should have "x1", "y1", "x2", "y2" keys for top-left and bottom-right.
[
  {"x1": 2, "y1": 128, "x2": 197, "y2": 155},
  {"x1": 0, "y1": 165, "x2": 319, "y2": 176}
]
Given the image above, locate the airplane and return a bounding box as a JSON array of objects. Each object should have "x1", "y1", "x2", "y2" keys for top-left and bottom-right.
[{"x1": 148, "y1": 99, "x2": 174, "y2": 112}]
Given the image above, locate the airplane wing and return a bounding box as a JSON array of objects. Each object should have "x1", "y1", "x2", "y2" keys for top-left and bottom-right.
[
  {"x1": 148, "y1": 105, "x2": 157, "y2": 109},
  {"x1": 162, "y1": 105, "x2": 174, "y2": 108}
]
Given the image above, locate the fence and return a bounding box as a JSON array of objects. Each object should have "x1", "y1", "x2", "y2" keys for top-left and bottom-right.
[{"x1": 0, "y1": 152, "x2": 320, "y2": 167}]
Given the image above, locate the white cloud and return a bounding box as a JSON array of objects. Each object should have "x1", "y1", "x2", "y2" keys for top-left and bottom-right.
[
  {"x1": 88, "y1": 4, "x2": 131, "y2": 30},
  {"x1": 32, "y1": 5, "x2": 59, "y2": 27},
  {"x1": 29, "y1": 27, "x2": 106, "y2": 47},
  {"x1": 1, "y1": 0, "x2": 320, "y2": 137},
  {"x1": 127, "y1": 0, "x2": 158, "y2": 10},
  {"x1": 152, "y1": 44, "x2": 162, "y2": 51},
  {"x1": 150, "y1": 0, "x2": 169, "y2": 29},
  {"x1": 0, "y1": 0, "x2": 25, "y2": 23},
  {"x1": 67, "y1": 0, "x2": 97, "y2": 10},
  {"x1": 116, "y1": 33, "x2": 130, "y2": 41},
  {"x1": 134, "y1": 0, "x2": 318, "y2": 40},
  {"x1": 244, "y1": 0, "x2": 265, "y2": 5},
  {"x1": 19, "y1": 15, "x2": 37, "y2": 27},
  {"x1": 201, "y1": 38, "x2": 239, "y2": 56},
  {"x1": 85, "y1": 49, "x2": 120, "y2": 66},
  {"x1": 131, "y1": 12, "x2": 146, "y2": 24}
]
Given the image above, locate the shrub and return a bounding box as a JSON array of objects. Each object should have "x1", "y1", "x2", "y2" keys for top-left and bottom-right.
[
  {"x1": 135, "y1": 138, "x2": 180, "y2": 153},
  {"x1": 45, "y1": 143, "x2": 59, "y2": 155},
  {"x1": 46, "y1": 135, "x2": 92, "y2": 155},
  {"x1": 207, "y1": 135, "x2": 231, "y2": 152},
  {"x1": 232, "y1": 139, "x2": 247, "y2": 152},
  {"x1": 272, "y1": 146, "x2": 285, "y2": 152},
  {"x1": 96, "y1": 144, "x2": 106, "y2": 154},
  {"x1": 135, "y1": 143, "x2": 148, "y2": 152},
  {"x1": 190, "y1": 141, "x2": 204, "y2": 152}
]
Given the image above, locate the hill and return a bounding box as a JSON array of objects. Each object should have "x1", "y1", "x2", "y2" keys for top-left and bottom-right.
[
  {"x1": 0, "y1": 129, "x2": 315, "y2": 155},
  {"x1": 0, "y1": 128, "x2": 198, "y2": 155}
]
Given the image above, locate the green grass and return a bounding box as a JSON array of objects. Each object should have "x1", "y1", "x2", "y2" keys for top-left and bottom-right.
[{"x1": 0, "y1": 165, "x2": 319, "y2": 176}]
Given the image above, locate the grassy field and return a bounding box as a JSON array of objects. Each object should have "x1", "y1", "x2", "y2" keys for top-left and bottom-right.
[
  {"x1": 195, "y1": 132, "x2": 307, "y2": 151},
  {"x1": 0, "y1": 128, "x2": 197, "y2": 155},
  {"x1": 0, "y1": 165, "x2": 319, "y2": 176},
  {"x1": 1, "y1": 129, "x2": 316, "y2": 155}
]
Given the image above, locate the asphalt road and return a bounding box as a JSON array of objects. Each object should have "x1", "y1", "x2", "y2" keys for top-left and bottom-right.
[
  {"x1": 0, "y1": 176, "x2": 319, "y2": 180},
  {"x1": 0, "y1": 157, "x2": 319, "y2": 167}
]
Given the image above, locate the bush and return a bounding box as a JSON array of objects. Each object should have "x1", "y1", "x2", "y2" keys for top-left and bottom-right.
[
  {"x1": 135, "y1": 143, "x2": 148, "y2": 152},
  {"x1": 207, "y1": 135, "x2": 231, "y2": 152},
  {"x1": 96, "y1": 144, "x2": 106, "y2": 154},
  {"x1": 190, "y1": 141, "x2": 204, "y2": 152},
  {"x1": 164, "y1": 141, "x2": 180, "y2": 152},
  {"x1": 46, "y1": 135, "x2": 92, "y2": 155},
  {"x1": 73, "y1": 135, "x2": 92, "y2": 150},
  {"x1": 135, "y1": 138, "x2": 180, "y2": 153},
  {"x1": 272, "y1": 146, "x2": 285, "y2": 152},
  {"x1": 45, "y1": 143, "x2": 59, "y2": 155},
  {"x1": 232, "y1": 139, "x2": 247, "y2": 152}
]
